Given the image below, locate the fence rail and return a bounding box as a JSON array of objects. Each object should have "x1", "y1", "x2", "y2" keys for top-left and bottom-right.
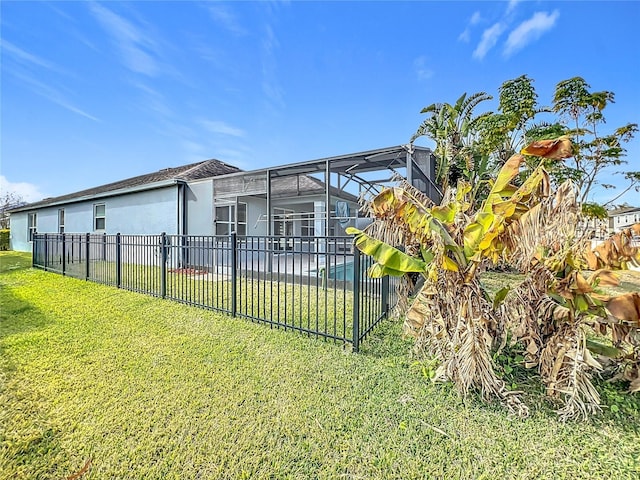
[{"x1": 32, "y1": 233, "x2": 395, "y2": 352}]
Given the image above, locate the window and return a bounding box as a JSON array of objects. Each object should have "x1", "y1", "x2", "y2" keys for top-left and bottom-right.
[
  {"x1": 236, "y1": 203, "x2": 247, "y2": 236},
  {"x1": 28, "y1": 212, "x2": 37, "y2": 241},
  {"x1": 273, "y1": 207, "x2": 294, "y2": 251},
  {"x1": 301, "y1": 212, "x2": 314, "y2": 237},
  {"x1": 273, "y1": 207, "x2": 294, "y2": 237},
  {"x1": 215, "y1": 205, "x2": 230, "y2": 235},
  {"x1": 94, "y1": 203, "x2": 106, "y2": 231},
  {"x1": 215, "y1": 203, "x2": 246, "y2": 236},
  {"x1": 58, "y1": 209, "x2": 65, "y2": 234}
]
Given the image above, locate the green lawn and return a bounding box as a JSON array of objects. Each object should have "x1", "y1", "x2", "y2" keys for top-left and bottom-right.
[{"x1": 1, "y1": 251, "x2": 639, "y2": 479}]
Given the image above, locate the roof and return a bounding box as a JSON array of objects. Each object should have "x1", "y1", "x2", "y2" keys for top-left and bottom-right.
[
  {"x1": 10, "y1": 144, "x2": 436, "y2": 213},
  {"x1": 208, "y1": 144, "x2": 436, "y2": 202},
  {"x1": 608, "y1": 206, "x2": 640, "y2": 216},
  {"x1": 9, "y1": 159, "x2": 241, "y2": 213},
  {"x1": 262, "y1": 144, "x2": 432, "y2": 178}
]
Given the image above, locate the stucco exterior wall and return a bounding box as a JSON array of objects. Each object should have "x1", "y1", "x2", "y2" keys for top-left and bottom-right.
[
  {"x1": 9, "y1": 181, "x2": 360, "y2": 253},
  {"x1": 186, "y1": 180, "x2": 214, "y2": 235},
  {"x1": 9, "y1": 186, "x2": 179, "y2": 252},
  {"x1": 103, "y1": 187, "x2": 178, "y2": 234}
]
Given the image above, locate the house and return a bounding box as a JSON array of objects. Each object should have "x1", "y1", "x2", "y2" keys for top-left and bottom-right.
[
  {"x1": 607, "y1": 206, "x2": 640, "y2": 234},
  {"x1": 8, "y1": 144, "x2": 438, "y2": 252}
]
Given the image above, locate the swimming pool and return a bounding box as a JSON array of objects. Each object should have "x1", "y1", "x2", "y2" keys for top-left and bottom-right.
[{"x1": 313, "y1": 257, "x2": 372, "y2": 280}]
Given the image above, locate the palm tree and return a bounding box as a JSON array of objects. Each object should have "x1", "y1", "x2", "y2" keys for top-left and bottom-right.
[{"x1": 412, "y1": 92, "x2": 492, "y2": 190}]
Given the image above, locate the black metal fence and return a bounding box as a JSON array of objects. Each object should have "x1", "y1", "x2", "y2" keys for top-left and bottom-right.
[{"x1": 32, "y1": 233, "x2": 396, "y2": 352}]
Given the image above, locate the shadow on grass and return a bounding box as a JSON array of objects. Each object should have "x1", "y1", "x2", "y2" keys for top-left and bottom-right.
[
  {"x1": 0, "y1": 251, "x2": 32, "y2": 274},
  {"x1": 361, "y1": 318, "x2": 640, "y2": 431},
  {"x1": 0, "y1": 286, "x2": 64, "y2": 477},
  {"x1": 0, "y1": 285, "x2": 51, "y2": 340},
  {"x1": 0, "y1": 252, "x2": 46, "y2": 338}
]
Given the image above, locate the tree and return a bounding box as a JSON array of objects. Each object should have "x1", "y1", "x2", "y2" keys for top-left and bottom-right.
[
  {"x1": 462, "y1": 76, "x2": 639, "y2": 217},
  {"x1": 551, "y1": 77, "x2": 638, "y2": 214},
  {"x1": 412, "y1": 91, "x2": 493, "y2": 190},
  {"x1": 475, "y1": 74, "x2": 548, "y2": 165},
  {"x1": 0, "y1": 192, "x2": 25, "y2": 229}
]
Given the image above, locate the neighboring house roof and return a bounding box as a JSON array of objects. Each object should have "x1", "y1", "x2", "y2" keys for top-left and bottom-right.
[
  {"x1": 9, "y1": 159, "x2": 241, "y2": 213},
  {"x1": 608, "y1": 206, "x2": 640, "y2": 216}
]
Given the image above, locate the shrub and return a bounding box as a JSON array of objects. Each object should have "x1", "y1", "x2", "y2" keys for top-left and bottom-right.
[{"x1": 0, "y1": 229, "x2": 9, "y2": 251}]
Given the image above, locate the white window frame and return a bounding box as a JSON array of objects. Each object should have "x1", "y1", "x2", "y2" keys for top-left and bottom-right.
[
  {"x1": 58, "y1": 208, "x2": 65, "y2": 234},
  {"x1": 28, "y1": 212, "x2": 37, "y2": 242},
  {"x1": 215, "y1": 202, "x2": 247, "y2": 236},
  {"x1": 94, "y1": 203, "x2": 106, "y2": 231}
]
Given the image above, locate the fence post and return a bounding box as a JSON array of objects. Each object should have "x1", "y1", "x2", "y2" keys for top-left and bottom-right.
[
  {"x1": 44, "y1": 233, "x2": 48, "y2": 271},
  {"x1": 231, "y1": 232, "x2": 237, "y2": 317},
  {"x1": 115, "y1": 233, "x2": 121, "y2": 288},
  {"x1": 32, "y1": 234, "x2": 37, "y2": 267},
  {"x1": 352, "y1": 247, "x2": 361, "y2": 353},
  {"x1": 160, "y1": 232, "x2": 167, "y2": 298},
  {"x1": 61, "y1": 233, "x2": 66, "y2": 276},
  {"x1": 85, "y1": 233, "x2": 90, "y2": 280},
  {"x1": 381, "y1": 275, "x2": 389, "y2": 318}
]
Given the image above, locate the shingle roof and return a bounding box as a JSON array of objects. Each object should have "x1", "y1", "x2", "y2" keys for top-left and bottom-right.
[
  {"x1": 10, "y1": 159, "x2": 241, "y2": 212},
  {"x1": 608, "y1": 206, "x2": 640, "y2": 216}
]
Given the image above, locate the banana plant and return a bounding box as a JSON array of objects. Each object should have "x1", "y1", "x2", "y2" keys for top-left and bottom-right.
[
  {"x1": 347, "y1": 137, "x2": 572, "y2": 280},
  {"x1": 348, "y1": 136, "x2": 640, "y2": 418}
]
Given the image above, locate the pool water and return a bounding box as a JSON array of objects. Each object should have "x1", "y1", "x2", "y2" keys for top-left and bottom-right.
[{"x1": 314, "y1": 258, "x2": 372, "y2": 280}]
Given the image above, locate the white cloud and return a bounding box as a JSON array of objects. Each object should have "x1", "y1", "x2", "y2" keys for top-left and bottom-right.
[
  {"x1": 213, "y1": 148, "x2": 252, "y2": 169},
  {"x1": 506, "y1": 0, "x2": 522, "y2": 15},
  {"x1": 473, "y1": 22, "x2": 506, "y2": 60},
  {"x1": 0, "y1": 176, "x2": 46, "y2": 203},
  {"x1": 458, "y1": 29, "x2": 471, "y2": 43},
  {"x1": 89, "y1": 2, "x2": 160, "y2": 76},
  {"x1": 201, "y1": 120, "x2": 245, "y2": 137},
  {"x1": 131, "y1": 81, "x2": 172, "y2": 118},
  {"x1": 504, "y1": 10, "x2": 560, "y2": 57},
  {"x1": 0, "y1": 40, "x2": 56, "y2": 70},
  {"x1": 458, "y1": 11, "x2": 482, "y2": 43},
  {"x1": 6, "y1": 68, "x2": 99, "y2": 121},
  {"x1": 208, "y1": 4, "x2": 248, "y2": 36},
  {"x1": 1, "y1": 39, "x2": 98, "y2": 120},
  {"x1": 413, "y1": 56, "x2": 434, "y2": 81},
  {"x1": 261, "y1": 24, "x2": 284, "y2": 111}
]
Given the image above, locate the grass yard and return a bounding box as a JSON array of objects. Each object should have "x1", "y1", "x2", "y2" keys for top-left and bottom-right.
[
  {"x1": 1, "y1": 251, "x2": 639, "y2": 479},
  {"x1": 36, "y1": 257, "x2": 360, "y2": 342}
]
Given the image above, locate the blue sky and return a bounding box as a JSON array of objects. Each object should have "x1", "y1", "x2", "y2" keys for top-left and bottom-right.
[{"x1": 2, "y1": 0, "x2": 639, "y2": 206}]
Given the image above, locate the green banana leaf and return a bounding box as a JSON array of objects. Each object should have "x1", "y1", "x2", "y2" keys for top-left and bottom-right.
[
  {"x1": 346, "y1": 227, "x2": 427, "y2": 274},
  {"x1": 585, "y1": 338, "x2": 622, "y2": 358}
]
